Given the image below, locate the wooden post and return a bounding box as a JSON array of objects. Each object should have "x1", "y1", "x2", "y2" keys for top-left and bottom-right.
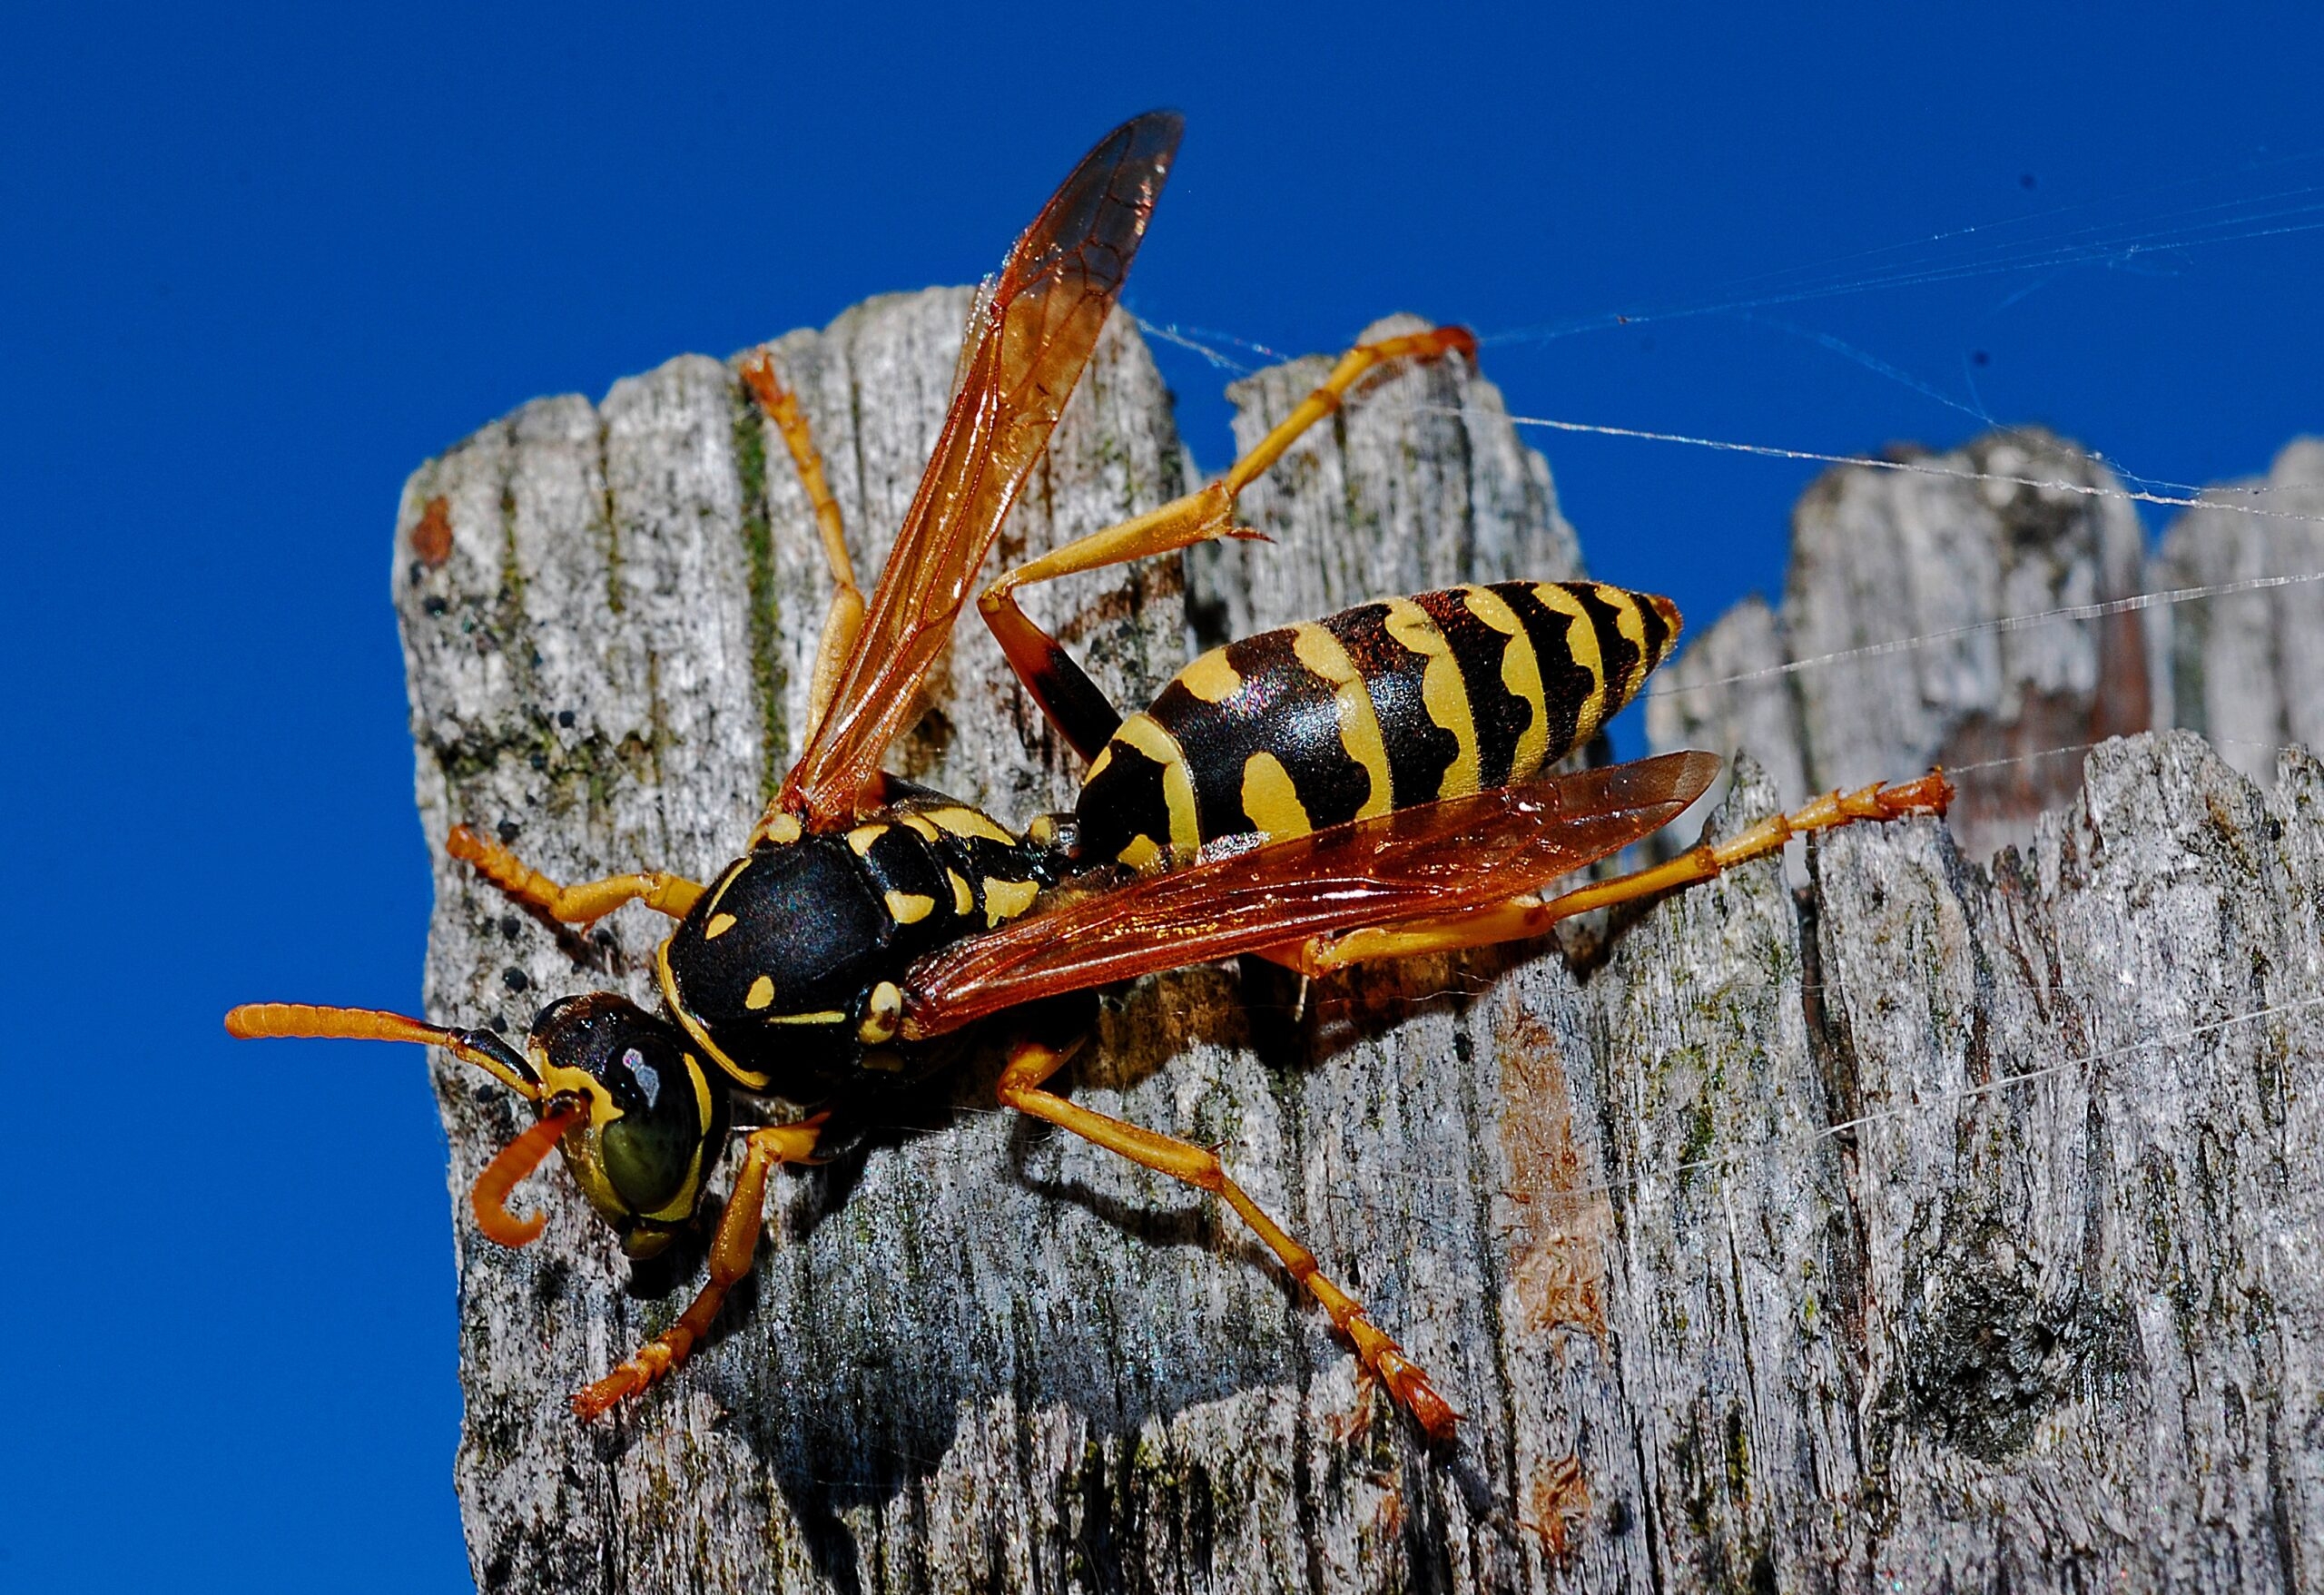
[{"x1": 393, "y1": 292, "x2": 2322, "y2": 1592}]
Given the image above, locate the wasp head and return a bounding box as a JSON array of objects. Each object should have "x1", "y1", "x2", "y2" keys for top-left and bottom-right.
[{"x1": 526, "y1": 992, "x2": 731, "y2": 1258}]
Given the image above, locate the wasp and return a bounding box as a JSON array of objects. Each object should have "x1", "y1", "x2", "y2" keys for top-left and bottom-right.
[{"x1": 227, "y1": 111, "x2": 1949, "y2": 1444}]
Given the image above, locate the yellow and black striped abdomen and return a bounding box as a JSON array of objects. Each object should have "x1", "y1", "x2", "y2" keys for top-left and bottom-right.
[{"x1": 1075, "y1": 580, "x2": 1681, "y2": 869}]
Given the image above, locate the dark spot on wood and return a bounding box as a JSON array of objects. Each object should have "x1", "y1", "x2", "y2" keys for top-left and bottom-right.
[{"x1": 1896, "y1": 1240, "x2": 2133, "y2": 1462}]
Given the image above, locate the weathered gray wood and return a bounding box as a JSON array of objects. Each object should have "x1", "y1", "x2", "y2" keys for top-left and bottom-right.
[
  {"x1": 2148, "y1": 437, "x2": 2324, "y2": 784},
  {"x1": 1646, "y1": 428, "x2": 2153, "y2": 871},
  {"x1": 395, "y1": 295, "x2": 2321, "y2": 1592}
]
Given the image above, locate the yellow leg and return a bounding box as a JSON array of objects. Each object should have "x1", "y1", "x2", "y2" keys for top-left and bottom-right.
[
  {"x1": 1272, "y1": 771, "x2": 1953, "y2": 975},
  {"x1": 977, "y1": 325, "x2": 1479, "y2": 762},
  {"x1": 1219, "y1": 325, "x2": 1481, "y2": 497},
  {"x1": 997, "y1": 1037, "x2": 1458, "y2": 1443},
  {"x1": 571, "y1": 1115, "x2": 825, "y2": 1421},
  {"x1": 741, "y1": 350, "x2": 864, "y2": 743},
  {"x1": 448, "y1": 826, "x2": 703, "y2": 924}
]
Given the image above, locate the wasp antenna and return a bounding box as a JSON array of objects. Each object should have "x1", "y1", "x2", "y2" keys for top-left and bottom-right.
[
  {"x1": 471, "y1": 1107, "x2": 582, "y2": 1247},
  {"x1": 225, "y1": 999, "x2": 436, "y2": 1045},
  {"x1": 223, "y1": 1000, "x2": 540, "y2": 1099}
]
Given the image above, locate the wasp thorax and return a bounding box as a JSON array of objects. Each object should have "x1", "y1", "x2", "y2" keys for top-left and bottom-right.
[
  {"x1": 526, "y1": 992, "x2": 728, "y2": 1258},
  {"x1": 658, "y1": 820, "x2": 1049, "y2": 1098}
]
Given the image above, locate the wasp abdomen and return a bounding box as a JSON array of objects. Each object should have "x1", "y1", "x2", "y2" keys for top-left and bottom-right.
[{"x1": 1075, "y1": 581, "x2": 1680, "y2": 868}]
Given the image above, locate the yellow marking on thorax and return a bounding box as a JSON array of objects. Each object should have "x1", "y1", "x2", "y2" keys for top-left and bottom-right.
[
  {"x1": 756, "y1": 999, "x2": 848, "y2": 1026},
  {"x1": 1381, "y1": 597, "x2": 1480, "y2": 799},
  {"x1": 753, "y1": 812, "x2": 803, "y2": 846},
  {"x1": 656, "y1": 940, "x2": 768, "y2": 1089},
  {"x1": 982, "y1": 876, "x2": 1039, "y2": 925},
  {"x1": 1177, "y1": 647, "x2": 1243, "y2": 704},
  {"x1": 947, "y1": 870, "x2": 975, "y2": 915},
  {"x1": 1289, "y1": 624, "x2": 1392, "y2": 817},
  {"x1": 1530, "y1": 584, "x2": 1607, "y2": 739},
  {"x1": 704, "y1": 912, "x2": 737, "y2": 940},
  {"x1": 859, "y1": 981, "x2": 902, "y2": 1044},
  {"x1": 1462, "y1": 586, "x2": 1550, "y2": 778},
  {"x1": 846, "y1": 823, "x2": 889, "y2": 857},
  {"x1": 1239, "y1": 751, "x2": 1312, "y2": 837},
  {"x1": 898, "y1": 813, "x2": 942, "y2": 842},
  {"x1": 1113, "y1": 713, "x2": 1201, "y2": 852},
  {"x1": 885, "y1": 890, "x2": 935, "y2": 925},
  {"x1": 744, "y1": 975, "x2": 776, "y2": 1009},
  {"x1": 1117, "y1": 833, "x2": 1164, "y2": 871},
  {"x1": 925, "y1": 806, "x2": 1017, "y2": 846},
  {"x1": 701, "y1": 860, "x2": 750, "y2": 917}
]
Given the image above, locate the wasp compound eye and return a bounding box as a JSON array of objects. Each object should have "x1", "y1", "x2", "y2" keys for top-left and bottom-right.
[{"x1": 598, "y1": 1034, "x2": 709, "y2": 1218}]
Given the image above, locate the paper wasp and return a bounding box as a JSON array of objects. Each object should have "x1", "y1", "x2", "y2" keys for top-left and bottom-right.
[{"x1": 226, "y1": 110, "x2": 1949, "y2": 1444}]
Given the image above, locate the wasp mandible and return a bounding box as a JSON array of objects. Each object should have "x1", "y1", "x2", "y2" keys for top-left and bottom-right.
[{"x1": 228, "y1": 111, "x2": 1949, "y2": 1443}]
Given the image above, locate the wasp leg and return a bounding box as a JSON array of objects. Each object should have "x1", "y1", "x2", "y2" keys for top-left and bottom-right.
[
  {"x1": 741, "y1": 350, "x2": 863, "y2": 743},
  {"x1": 571, "y1": 1116, "x2": 825, "y2": 1422},
  {"x1": 448, "y1": 826, "x2": 704, "y2": 924},
  {"x1": 977, "y1": 325, "x2": 1479, "y2": 763},
  {"x1": 1271, "y1": 771, "x2": 1953, "y2": 975},
  {"x1": 997, "y1": 1036, "x2": 1458, "y2": 1443},
  {"x1": 1216, "y1": 325, "x2": 1482, "y2": 498}
]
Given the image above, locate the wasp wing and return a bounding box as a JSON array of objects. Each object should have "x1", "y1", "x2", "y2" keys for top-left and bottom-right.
[
  {"x1": 780, "y1": 111, "x2": 1183, "y2": 827},
  {"x1": 901, "y1": 751, "x2": 1722, "y2": 1037}
]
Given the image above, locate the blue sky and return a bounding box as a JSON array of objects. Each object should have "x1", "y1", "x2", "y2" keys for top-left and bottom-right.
[{"x1": 4, "y1": 4, "x2": 2317, "y2": 1588}]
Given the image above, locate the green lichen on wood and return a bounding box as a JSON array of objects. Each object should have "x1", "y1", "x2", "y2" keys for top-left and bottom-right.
[{"x1": 730, "y1": 373, "x2": 786, "y2": 801}]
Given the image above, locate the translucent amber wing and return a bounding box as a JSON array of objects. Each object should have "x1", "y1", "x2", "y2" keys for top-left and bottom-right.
[
  {"x1": 782, "y1": 112, "x2": 1183, "y2": 826},
  {"x1": 901, "y1": 752, "x2": 1721, "y2": 1037}
]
